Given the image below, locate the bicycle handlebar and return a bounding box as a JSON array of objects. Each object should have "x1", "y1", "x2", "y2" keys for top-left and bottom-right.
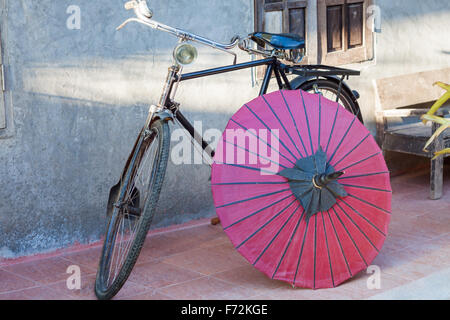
[{"x1": 119, "y1": 0, "x2": 240, "y2": 53}]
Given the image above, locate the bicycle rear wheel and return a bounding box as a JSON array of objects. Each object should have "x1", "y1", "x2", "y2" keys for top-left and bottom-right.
[
  {"x1": 95, "y1": 119, "x2": 170, "y2": 300},
  {"x1": 296, "y1": 79, "x2": 364, "y2": 123}
]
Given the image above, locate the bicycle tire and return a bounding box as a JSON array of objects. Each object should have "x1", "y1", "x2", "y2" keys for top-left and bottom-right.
[
  {"x1": 95, "y1": 119, "x2": 170, "y2": 300},
  {"x1": 296, "y1": 79, "x2": 364, "y2": 123}
]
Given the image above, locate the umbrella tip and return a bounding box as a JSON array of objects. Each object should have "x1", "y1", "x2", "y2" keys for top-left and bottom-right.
[{"x1": 316, "y1": 171, "x2": 345, "y2": 186}]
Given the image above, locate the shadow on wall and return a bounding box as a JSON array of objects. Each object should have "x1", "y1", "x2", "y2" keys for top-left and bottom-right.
[{"x1": 0, "y1": 91, "x2": 234, "y2": 258}]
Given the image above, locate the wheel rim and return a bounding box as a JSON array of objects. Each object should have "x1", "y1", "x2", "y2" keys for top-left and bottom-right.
[
  {"x1": 307, "y1": 87, "x2": 353, "y2": 113},
  {"x1": 100, "y1": 130, "x2": 160, "y2": 290}
]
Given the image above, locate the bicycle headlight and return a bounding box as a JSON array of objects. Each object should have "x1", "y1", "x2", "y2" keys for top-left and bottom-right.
[{"x1": 173, "y1": 43, "x2": 198, "y2": 66}]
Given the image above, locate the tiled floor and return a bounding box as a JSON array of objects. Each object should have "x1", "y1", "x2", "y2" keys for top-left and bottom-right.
[{"x1": 0, "y1": 167, "x2": 449, "y2": 300}]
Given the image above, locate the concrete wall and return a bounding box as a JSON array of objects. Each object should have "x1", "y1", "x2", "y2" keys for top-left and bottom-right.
[
  {"x1": 0, "y1": 0, "x2": 256, "y2": 258},
  {"x1": 1, "y1": 0, "x2": 449, "y2": 258}
]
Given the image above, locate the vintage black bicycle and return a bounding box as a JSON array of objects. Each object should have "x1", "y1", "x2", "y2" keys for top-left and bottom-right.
[{"x1": 95, "y1": 0, "x2": 363, "y2": 300}]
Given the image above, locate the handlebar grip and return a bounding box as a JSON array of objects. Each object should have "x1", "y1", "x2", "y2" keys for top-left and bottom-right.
[{"x1": 125, "y1": 1, "x2": 138, "y2": 10}]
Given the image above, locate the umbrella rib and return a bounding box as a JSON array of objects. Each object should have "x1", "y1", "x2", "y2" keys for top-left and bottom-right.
[
  {"x1": 326, "y1": 210, "x2": 353, "y2": 277},
  {"x1": 236, "y1": 199, "x2": 297, "y2": 250},
  {"x1": 338, "y1": 151, "x2": 382, "y2": 172},
  {"x1": 318, "y1": 94, "x2": 322, "y2": 152},
  {"x1": 223, "y1": 139, "x2": 287, "y2": 170},
  {"x1": 230, "y1": 118, "x2": 296, "y2": 166},
  {"x1": 327, "y1": 117, "x2": 357, "y2": 165},
  {"x1": 321, "y1": 212, "x2": 335, "y2": 287},
  {"x1": 313, "y1": 214, "x2": 317, "y2": 289},
  {"x1": 293, "y1": 217, "x2": 311, "y2": 285},
  {"x1": 215, "y1": 162, "x2": 278, "y2": 175},
  {"x1": 325, "y1": 106, "x2": 340, "y2": 154},
  {"x1": 262, "y1": 95, "x2": 303, "y2": 158},
  {"x1": 212, "y1": 181, "x2": 287, "y2": 186},
  {"x1": 338, "y1": 198, "x2": 387, "y2": 236},
  {"x1": 331, "y1": 133, "x2": 371, "y2": 168},
  {"x1": 280, "y1": 90, "x2": 309, "y2": 157},
  {"x1": 216, "y1": 188, "x2": 291, "y2": 209},
  {"x1": 252, "y1": 204, "x2": 301, "y2": 266},
  {"x1": 338, "y1": 171, "x2": 390, "y2": 180},
  {"x1": 347, "y1": 193, "x2": 391, "y2": 215},
  {"x1": 271, "y1": 209, "x2": 306, "y2": 279},
  {"x1": 341, "y1": 183, "x2": 392, "y2": 193},
  {"x1": 223, "y1": 194, "x2": 294, "y2": 230},
  {"x1": 299, "y1": 90, "x2": 316, "y2": 156},
  {"x1": 331, "y1": 207, "x2": 368, "y2": 267},
  {"x1": 245, "y1": 104, "x2": 298, "y2": 162},
  {"x1": 335, "y1": 202, "x2": 381, "y2": 252}
]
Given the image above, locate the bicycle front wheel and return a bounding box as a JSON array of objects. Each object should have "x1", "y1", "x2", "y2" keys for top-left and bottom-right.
[{"x1": 95, "y1": 119, "x2": 170, "y2": 300}]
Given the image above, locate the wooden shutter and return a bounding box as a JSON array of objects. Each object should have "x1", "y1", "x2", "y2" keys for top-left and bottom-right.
[
  {"x1": 318, "y1": 0, "x2": 373, "y2": 65},
  {"x1": 255, "y1": 0, "x2": 307, "y2": 41},
  {"x1": 0, "y1": 29, "x2": 5, "y2": 130},
  {"x1": 254, "y1": 0, "x2": 308, "y2": 78}
]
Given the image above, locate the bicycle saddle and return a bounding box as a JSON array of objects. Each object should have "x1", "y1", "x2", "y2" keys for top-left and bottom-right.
[{"x1": 250, "y1": 32, "x2": 305, "y2": 50}]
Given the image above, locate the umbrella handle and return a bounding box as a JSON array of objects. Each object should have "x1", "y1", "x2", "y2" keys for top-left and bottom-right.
[{"x1": 314, "y1": 171, "x2": 345, "y2": 188}]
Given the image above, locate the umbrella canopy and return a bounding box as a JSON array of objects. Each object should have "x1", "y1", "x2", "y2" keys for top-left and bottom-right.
[{"x1": 211, "y1": 90, "x2": 391, "y2": 289}]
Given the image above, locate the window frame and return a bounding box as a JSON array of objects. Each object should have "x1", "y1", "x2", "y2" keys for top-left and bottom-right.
[
  {"x1": 254, "y1": 0, "x2": 374, "y2": 66},
  {"x1": 254, "y1": 0, "x2": 310, "y2": 64},
  {"x1": 317, "y1": 0, "x2": 374, "y2": 65}
]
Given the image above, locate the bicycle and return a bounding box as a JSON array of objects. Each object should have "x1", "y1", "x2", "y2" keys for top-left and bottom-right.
[{"x1": 95, "y1": 0, "x2": 363, "y2": 300}]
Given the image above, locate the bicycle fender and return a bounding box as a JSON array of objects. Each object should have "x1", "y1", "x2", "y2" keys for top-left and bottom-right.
[
  {"x1": 106, "y1": 127, "x2": 145, "y2": 216},
  {"x1": 289, "y1": 75, "x2": 360, "y2": 102}
]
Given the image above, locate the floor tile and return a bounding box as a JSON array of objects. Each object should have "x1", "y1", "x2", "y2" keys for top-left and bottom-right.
[
  {"x1": 0, "y1": 269, "x2": 37, "y2": 293},
  {"x1": 212, "y1": 265, "x2": 285, "y2": 297},
  {"x1": 158, "y1": 277, "x2": 254, "y2": 300},
  {"x1": 162, "y1": 243, "x2": 249, "y2": 275},
  {"x1": 62, "y1": 247, "x2": 102, "y2": 271},
  {"x1": 2, "y1": 256, "x2": 96, "y2": 285},
  {"x1": 0, "y1": 286, "x2": 72, "y2": 300},
  {"x1": 121, "y1": 290, "x2": 173, "y2": 300},
  {"x1": 128, "y1": 260, "x2": 204, "y2": 288},
  {"x1": 48, "y1": 273, "x2": 151, "y2": 300}
]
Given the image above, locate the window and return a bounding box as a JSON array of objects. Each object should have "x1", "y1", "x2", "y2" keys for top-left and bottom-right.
[
  {"x1": 254, "y1": 0, "x2": 374, "y2": 66},
  {"x1": 317, "y1": 0, "x2": 373, "y2": 65},
  {"x1": 254, "y1": 0, "x2": 308, "y2": 62},
  {"x1": 0, "y1": 29, "x2": 5, "y2": 130}
]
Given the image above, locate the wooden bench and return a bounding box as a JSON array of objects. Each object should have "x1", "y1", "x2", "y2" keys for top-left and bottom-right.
[{"x1": 375, "y1": 68, "x2": 450, "y2": 200}]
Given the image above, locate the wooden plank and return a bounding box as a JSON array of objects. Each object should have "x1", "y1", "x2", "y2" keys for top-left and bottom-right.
[
  {"x1": 347, "y1": 2, "x2": 363, "y2": 48},
  {"x1": 381, "y1": 108, "x2": 449, "y2": 118},
  {"x1": 430, "y1": 121, "x2": 444, "y2": 199},
  {"x1": 288, "y1": 7, "x2": 305, "y2": 38},
  {"x1": 376, "y1": 67, "x2": 450, "y2": 110},
  {"x1": 318, "y1": 0, "x2": 373, "y2": 65},
  {"x1": 326, "y1": 4, "x2": 343, "y2": 52}
]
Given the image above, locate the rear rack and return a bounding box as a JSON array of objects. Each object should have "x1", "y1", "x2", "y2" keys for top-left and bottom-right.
[{"x1": 281, "y1": 63, "x2": 361, "y2": 78}]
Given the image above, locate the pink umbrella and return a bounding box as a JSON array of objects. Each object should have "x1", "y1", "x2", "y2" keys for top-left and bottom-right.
[{"x1": 211, "y1": 90, "x2": 391, "y2": 289}]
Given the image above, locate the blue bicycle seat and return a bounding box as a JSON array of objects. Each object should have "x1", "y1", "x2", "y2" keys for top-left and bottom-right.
[{"x1": 250, "y1": 32, "x2": 305, "y2": 50}]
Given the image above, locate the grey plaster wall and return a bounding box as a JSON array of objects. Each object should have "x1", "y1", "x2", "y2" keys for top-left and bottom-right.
[{"x1": 0, "y1": 0, "x2": 256, "y2": 258}]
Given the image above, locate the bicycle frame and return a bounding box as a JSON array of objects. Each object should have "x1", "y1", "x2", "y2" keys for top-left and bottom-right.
[
  {"x1": 119, "y1": 0, "x2": 360, "y2": 164},
  {"x1": 154, "y1": 57, "x2": 360, "y2": 161}
]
